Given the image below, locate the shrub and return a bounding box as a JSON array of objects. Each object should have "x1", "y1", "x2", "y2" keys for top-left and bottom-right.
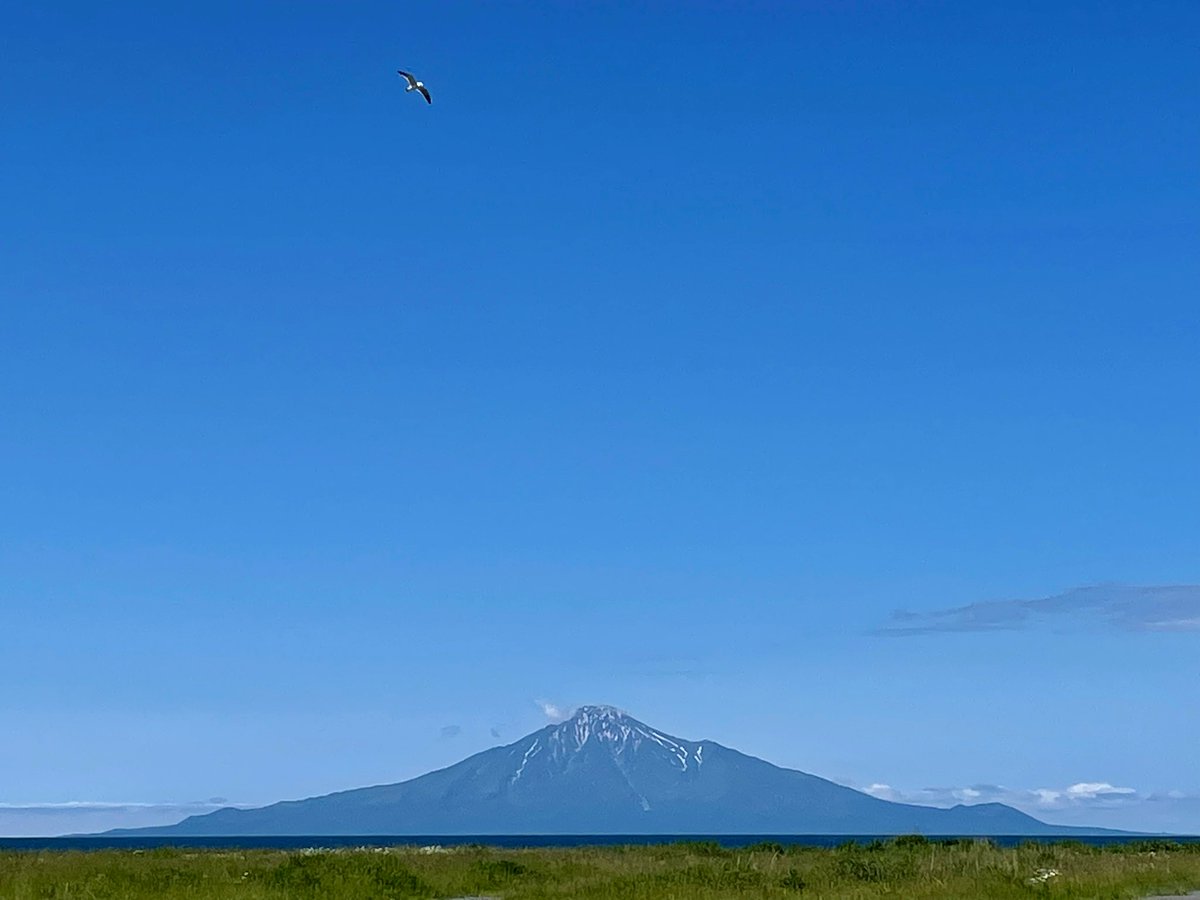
[
  {"x1": 472, "y1": 857, "x2": 531, "y2": 884},
  {"x1": 262, "y1": 853, "x2": 429, "y2": 897},
  {"x1": 835, "y1": 855, "x2": 888, "y2": 882},
  {"x1": 780, "y1": 867, "x2": 808, "y2": 890},
  {"x1": 833, "y1": 851, "x2": 916, "y2": 883},
  {"x1": 676, "y1": 840, "x2": 727, "y2": 857}
]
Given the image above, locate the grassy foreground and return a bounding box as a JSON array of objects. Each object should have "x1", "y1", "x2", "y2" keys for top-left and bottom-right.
[{"x1": 3, "y1": 838, "x2": 1200, "y2": 899}]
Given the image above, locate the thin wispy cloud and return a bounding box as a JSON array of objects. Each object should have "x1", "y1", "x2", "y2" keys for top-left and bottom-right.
[{"x1": 875, "y1": 583, "x2": 1200, "y2": 636}]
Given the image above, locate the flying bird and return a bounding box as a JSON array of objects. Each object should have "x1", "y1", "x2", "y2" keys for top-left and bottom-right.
[{"x1": 397, "y1": 70, "x2": 431, "y2": 104}]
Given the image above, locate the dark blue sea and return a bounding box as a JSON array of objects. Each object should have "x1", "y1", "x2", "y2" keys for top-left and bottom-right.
[{"x1": 2, "y1": 834, "x2": 1198, "y2": 852}]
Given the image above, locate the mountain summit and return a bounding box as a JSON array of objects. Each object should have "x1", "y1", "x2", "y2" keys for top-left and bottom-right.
[
  {"x1": 108, "y1": 705, "x2": 1117, "y2": 836},
  {"x1": 521, "y1": 705, "x2": 705, "y2": 789}
]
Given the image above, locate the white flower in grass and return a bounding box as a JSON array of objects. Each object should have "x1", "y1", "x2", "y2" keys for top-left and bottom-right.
[{"x1": 1025, "y1": 867, "x2": 1060, "y2": 886}]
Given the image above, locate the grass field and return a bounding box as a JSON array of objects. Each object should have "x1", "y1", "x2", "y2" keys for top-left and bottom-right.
[{"x1": 3, "y1": 837, "x2": 1200, "y2": 899}]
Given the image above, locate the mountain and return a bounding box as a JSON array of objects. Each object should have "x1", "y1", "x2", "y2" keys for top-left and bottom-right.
[{"x1": 108, "y1": 705, "x2": 1122, "y2": 836}]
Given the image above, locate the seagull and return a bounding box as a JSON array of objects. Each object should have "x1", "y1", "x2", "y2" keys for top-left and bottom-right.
[{"x1": 397, "y1": 70, "x2": 431, "y2": 104}]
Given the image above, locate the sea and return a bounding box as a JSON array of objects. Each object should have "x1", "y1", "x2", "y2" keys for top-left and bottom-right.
[{"x1": 2, "y1": 834, "x2": 1198, "y2": 852}]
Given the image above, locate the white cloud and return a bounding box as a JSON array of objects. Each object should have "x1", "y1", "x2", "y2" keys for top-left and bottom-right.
[
  {"x1": 863, "y1": 783, "x2": 898, "y2": 800},
  {"x1": 851, "y1": 780, "x2": 1142, "y2": 812},
  {"x1": 1065, "y1": 782, "x2": 1137, "y2": 800},
  {"x1": 535, "y1": 699, "x2": 571, "y2": 723},
  {"x1": 842, "y1": 778, "x2": 1200, "y2": 833}
]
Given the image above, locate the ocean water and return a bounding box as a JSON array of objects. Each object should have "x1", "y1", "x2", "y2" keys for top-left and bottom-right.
[{"x1": 2, "y1": 834, "x2": 1198, "y2": 852}]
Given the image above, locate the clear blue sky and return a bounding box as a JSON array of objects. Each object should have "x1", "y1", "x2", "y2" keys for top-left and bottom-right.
[{"x1": 2, "y1": 1, "x2": 1198, "y2": 836}]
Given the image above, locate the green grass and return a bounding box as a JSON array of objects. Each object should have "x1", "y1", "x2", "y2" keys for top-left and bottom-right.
[{"x1": 3, "y1": 838, "x2": 1200, "y2": 899}]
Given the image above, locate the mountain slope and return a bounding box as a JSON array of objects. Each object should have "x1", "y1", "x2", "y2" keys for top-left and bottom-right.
[{"x1": 109, "y1": 706, "x2": 1118, "y2": 836}]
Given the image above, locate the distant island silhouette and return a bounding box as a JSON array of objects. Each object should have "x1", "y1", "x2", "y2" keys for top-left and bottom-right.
[{"x1": 105, "y1": 706, "x2": 1133, "y2": 837}]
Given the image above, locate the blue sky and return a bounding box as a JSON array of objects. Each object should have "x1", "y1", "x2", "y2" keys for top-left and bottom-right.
[{"x1": 2, "y1": 0, "x2": 1198, "y2": 836}]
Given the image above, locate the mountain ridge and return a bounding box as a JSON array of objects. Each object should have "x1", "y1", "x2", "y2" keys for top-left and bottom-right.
[{"x1": 105, "y1": 705, "x2": 1132, "y2": 837}]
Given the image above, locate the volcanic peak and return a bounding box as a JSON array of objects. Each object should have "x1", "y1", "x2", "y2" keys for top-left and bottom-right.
[{"x1": 545, "y1": 705, "x2": 699, "y2": 770}]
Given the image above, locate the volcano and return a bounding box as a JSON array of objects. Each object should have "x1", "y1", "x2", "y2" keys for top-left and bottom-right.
[{"x1": 108, "y1": 705, "x2": 1116, "y2": 836}]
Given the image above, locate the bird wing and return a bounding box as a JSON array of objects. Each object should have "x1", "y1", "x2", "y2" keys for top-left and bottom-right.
[
  {"x1": 417, "y1": 84, "x2": 431, "y2": 104},
  {"x1": 397, "y1": 70, "x2": 418, "y2": 88}
]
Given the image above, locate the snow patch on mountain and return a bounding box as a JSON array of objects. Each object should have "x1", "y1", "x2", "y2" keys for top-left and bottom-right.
[
  {"x1": 510, "y1": 739, "x2": 542, "y2": 784},
  {"x1": 540, "y1": 705, "x2": 699, "y2": 773}
]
